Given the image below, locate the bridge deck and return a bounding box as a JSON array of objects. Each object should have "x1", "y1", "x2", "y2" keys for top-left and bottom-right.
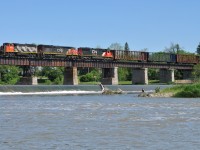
[{"x1": 0, "y1": 56, "x2": 193, "y2": 69}]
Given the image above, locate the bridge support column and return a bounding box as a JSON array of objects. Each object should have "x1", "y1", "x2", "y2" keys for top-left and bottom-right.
[
  {"x1": 101, "y1": 67, "x2": 118, "y2": 85},
  {"x1": 63, "y1": 67, "x2": 78, "y2": 85},
  {"x1": 132, "y1": 68, "x2": 148, "y2": 84},
  {"x1": 17, "y1": 77, "x2": 38, "y2": 85},
  {"x1": 17, "y1": 66, "x2": 38, "y2": 85},
  {"x1": 159, "y1": 69, "x2": 174, "y2": 83}
]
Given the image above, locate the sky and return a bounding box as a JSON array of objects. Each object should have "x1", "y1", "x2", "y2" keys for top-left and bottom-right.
[{"x1": 0, "y1": 0, "x2": 199, "y2": 52}]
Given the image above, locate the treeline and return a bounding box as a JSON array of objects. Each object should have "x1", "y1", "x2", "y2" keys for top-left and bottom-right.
[{"x1": 0, "y1": 42, "x2": 200, "y2": 85}]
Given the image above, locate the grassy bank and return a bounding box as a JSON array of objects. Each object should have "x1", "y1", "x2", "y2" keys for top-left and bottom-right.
[{"x1": 160, "y1": 83, "x2": 200, "y2": 98}]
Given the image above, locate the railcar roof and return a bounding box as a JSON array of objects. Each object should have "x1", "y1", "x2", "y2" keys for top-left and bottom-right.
[
  {"x1": 37, "y1": 44, "x2": 75, "y2": 49},
  {"x1": 3, "y1": 43, "x2": 37, "y2": 47}
]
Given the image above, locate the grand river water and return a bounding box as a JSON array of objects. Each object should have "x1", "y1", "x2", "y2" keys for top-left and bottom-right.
[{"x1": 0, "y1": 85, "x2": 200, "y2": 150}]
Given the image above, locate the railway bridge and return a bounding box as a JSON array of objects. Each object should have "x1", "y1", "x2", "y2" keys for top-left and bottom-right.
[{"x1": 0, "y1": 56, "x2": 194, "y2": 85}]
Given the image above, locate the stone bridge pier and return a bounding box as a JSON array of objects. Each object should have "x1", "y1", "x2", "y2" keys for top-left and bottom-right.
[
  {"x1": 159, "y1": 69, "x2": 175, "y2": 83},
  {"x1": 101, "y1": 67, "x2": 118, "y2": 85},
  {"x1": 132, "y1": 68, "x2": 148, "y2": 84},
  {"x1": 63, "y1": 67, "x2": 78, "y2": 85},
  {"x1": 17, "y1": 66, "x2": 38, "y2": 85}
]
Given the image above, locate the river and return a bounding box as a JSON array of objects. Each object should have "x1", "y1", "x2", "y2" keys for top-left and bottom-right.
[{"x1": 0, "y1": 85, "x2": 200, "y2": 150}]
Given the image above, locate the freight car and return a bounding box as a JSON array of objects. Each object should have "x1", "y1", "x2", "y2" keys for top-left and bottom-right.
[
  {"x1": 176, "y1": 54, "x2": 199, "y2": 64},
  {"x1": 148, "y1": 52, "x2": 176, "y2": 63},
  {"x1": 113, "y1": 50, "x2": 148, "y2": 61}
]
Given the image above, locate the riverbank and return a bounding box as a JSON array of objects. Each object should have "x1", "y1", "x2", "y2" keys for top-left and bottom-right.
[{"x1": 146, "y1": 82, "x2": 200, "y2": 98}]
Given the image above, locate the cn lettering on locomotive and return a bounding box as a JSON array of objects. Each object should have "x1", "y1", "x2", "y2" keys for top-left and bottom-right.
[
  {"x1": 92, "y1": 49, "x2": 98, "y2": 55},
  {"x1": 57, "y1": 48, "x2": 63, "y2": 53}
]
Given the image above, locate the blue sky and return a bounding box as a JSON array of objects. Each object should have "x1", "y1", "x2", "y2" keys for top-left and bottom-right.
[{"x1": 0, "y1": 0, "x2": 199, "y2": 52}]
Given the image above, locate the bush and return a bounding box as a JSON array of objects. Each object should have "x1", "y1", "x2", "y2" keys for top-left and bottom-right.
[
  {"x1": 53, "y1": 77, "x2": 63, "y2": 85},
  {"x1": 174, "y1": 84, "x2": 200, "y2": 97},
  {"x1": 155, "y1": 87, "x2": 160, "y2": 93},
  {"x1": 44, "y1": 80, "x2": 52, "y2": 85},
  {"x1": 79, "y1": 69, "x2": 100, "y2": 82},
  {"x1": 80, "y1": 73, "x2": 94, "y2": 82},
  {"x1": 0, "y1": 65, "x2": 21, "y2": 85}
]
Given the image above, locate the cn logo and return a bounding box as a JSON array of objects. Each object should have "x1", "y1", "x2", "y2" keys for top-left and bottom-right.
[
  {"x1": 92, "y1": 50, "x2": 97, "y2": 55},
  {"x1": 57, "y1": 48, "x2": 63, "y2": 53}
]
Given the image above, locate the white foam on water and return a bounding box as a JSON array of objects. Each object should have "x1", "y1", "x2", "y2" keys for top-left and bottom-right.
[{"x1": 0, "y1": 90, "x2": 102, "y2": 96}]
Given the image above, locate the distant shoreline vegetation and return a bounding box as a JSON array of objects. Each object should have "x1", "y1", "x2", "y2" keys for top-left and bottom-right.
[{"x1": 158, "y1": 83, "x2": 200, "y2": 98}]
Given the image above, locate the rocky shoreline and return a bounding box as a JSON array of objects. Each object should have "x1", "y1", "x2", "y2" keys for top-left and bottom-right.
[{"x1": 138, "y1": 92, "x2": 174, "y2": 98}]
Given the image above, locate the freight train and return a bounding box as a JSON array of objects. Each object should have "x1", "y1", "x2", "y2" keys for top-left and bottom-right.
[{"x1": 0, "y1": 43, "x2": 199, "y2": 64}]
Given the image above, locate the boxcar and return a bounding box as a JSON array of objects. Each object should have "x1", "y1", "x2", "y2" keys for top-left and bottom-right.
[
  {"x1": 113, "y1": 50, "x2": 147, "y2": 61},
  {"x1": 38, "y1": 45, "x2": 77, "y2": 57},
  {"x1": 148, "y1": 52, "x2": 176, "y2": 63},
  {"x1": 78, "y1": 47, "x2": 114, "y2": 59},
  {"x1": 176, "y1": 54, "x2": 199, "y2": 64}
]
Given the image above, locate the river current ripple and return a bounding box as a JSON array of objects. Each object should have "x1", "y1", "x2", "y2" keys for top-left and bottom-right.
[{"x1": 0, "y1": 95, "x2": 200, "y2": 150}]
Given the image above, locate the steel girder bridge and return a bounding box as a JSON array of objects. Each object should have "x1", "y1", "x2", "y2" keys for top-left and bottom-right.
[{"x1": 0, "y1": 56, "x2": 194, "y2": 70}]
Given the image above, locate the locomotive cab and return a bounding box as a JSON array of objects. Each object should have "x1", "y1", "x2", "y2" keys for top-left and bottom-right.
[{"x1": 3, "y1": 43, "x2": 15, "y2": 53}]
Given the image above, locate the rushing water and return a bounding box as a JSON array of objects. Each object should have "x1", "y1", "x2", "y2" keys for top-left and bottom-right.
[
  {"x1": 0, "y1": 85, "x2": 172, "y2": 96},
  {"x1": 0, "y1": 86, "x2": 200, "y2": 150}
]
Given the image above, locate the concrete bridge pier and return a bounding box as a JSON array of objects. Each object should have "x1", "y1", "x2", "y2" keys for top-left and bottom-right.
[
  {"x1": 101, "y1": 67, "x2": 118, "y2": 85},
  {"x1": 17, "y1": 66, "x2": 38, "y2": 85},
  {"x1": 159, "y1": 69, "x2": 174, "y2": 83},
  {"x1": 132, "y1": 68, "x2": 148, "y2": 84},
  {"x1": 63, "y1": 67, "x2": 78, "y2": 85}
]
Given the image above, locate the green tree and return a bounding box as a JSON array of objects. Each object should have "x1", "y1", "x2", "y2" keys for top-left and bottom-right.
[
  {"x1": 148, "y1": 68, "x2": 159, "y2": 80},
  {"x1": 108, "y1": 43, "x2": 123, "y2": 50},
  {"x1": 40, "y1": 67, "x2": 64, "y2": 84},
  {"x1": 0, "y1": 65, "x2": 21, "y2": 84},
  {"x1": 164, "y1": 43, "x2": 192, "y2": 54},
  {"x1": 124, "y1": 42, "x2": 132, "y2": 80},
  {"x1": 124, "y1": 42, "x2": 130, "y2": 51},
  {"x1": 79, "y1": 68, "x2": 101, "y2": 82},
  {"x1": 192, "y1": 64, "x2": 200, "y2": 81},
  {"x1": 118, "y1": 67, "x2": 129, "y2": 81},
  {"x1": 196, "y1": 43, "x2": 200, "y2": 54}
]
